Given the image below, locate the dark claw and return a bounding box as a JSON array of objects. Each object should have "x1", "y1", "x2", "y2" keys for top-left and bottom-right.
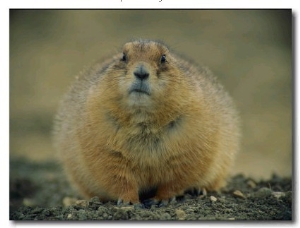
[
  {"x1": 142, "y1": 198, "x2": 159, "y2": 208},
  {"x1": 117, "y1": 198, "x2": 123, "y2": 205},
  {"x1": 185, "y1": 187, "x2": 207, "y2": 197},
  {"x1": 158, "y1": 200, "x2": 168, "y2": 207},
  {"x1": 117, "y1": 199, "x2": 144, "y2": 209},
  {"x1": 142, "y1": 197, "x2": 176, "y2": 208},
  {"x1": 117, "y1": 198, "x2": 130, "y2": 206}
]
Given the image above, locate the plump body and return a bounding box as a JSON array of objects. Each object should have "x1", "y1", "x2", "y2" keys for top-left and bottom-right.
[{"x1": 54, "y1": 40, "x2": 240, "y2": 204}]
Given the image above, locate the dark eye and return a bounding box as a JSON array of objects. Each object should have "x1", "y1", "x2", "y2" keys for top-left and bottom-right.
[
  {"x1": 160, "y1": 54, "x2": 166, "y2": 64},
  {"x1": 121, "y1": 53, "x2": 127, "y2": 62}
]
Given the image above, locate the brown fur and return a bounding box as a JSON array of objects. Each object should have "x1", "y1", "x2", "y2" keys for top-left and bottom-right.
[{"x1": 53, "y1": 39, "x2": 240, "y2": 204}]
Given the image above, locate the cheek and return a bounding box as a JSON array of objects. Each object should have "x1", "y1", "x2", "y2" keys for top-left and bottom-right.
[
  {"x1": 118, "y1": 76, "x2": 132, "y2": 94},
  {"x1": 151, "y1": 77, "x2": 170, "y2": 98}
]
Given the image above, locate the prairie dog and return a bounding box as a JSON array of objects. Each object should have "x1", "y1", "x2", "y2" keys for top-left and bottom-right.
[{"x1": 54, "y1": 39, "x2": 240, "y2": 205}]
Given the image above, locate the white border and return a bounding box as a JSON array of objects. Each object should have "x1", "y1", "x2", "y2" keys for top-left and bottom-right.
[
  {"x1": 2, "y1": 1, "x2": 297, "y2": 228},
  {"x1": 4, "y1": 0, "x2": 297, "y2": 9},
  {"x1": 1, "y1": 2, "x2": 10, "y2": 228}
]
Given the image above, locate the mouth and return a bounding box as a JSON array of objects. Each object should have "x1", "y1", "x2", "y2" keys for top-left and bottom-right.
[
  {"x1": 129, "y1": 83, "x2": 151, "y2": 96},
  {"x1": 131, "y1": 88, "x2": 150, "y2": 95}
]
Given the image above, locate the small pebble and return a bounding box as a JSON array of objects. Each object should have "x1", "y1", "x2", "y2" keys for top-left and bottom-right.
[
  {"x1": 67, "y1": 213, "x2": 73, "y2": 219},
  {"x1": 62, "y1": 197, "x2": 77, "y2": 207},
  {"x1": 120, "y1": 205, "x2": 134, "y2": 211},
  {"x1": 247, "y1": 180, "x2": 257, "y2": 188},
  {"x1": 210, "y1": 196, "x2": 217, "y2": 202},
  {"x1": 233, "y1": 190, "x2": 246, "y2": 199},
  {"x1": 23, "y1": 198, "x2": 36, "y2": 207},
  {"x1": 175, "y1": 209, "x2": 186, "y2": 220},
  {"x1": 75, "y1": 200, "x2": 88, "y2": 207},
  {"x1": 272, "y1": 191, "x2": 285, "y2": 199},
  {"x1": 228, "y1": 217, "x2": 235, "y2": 220}
]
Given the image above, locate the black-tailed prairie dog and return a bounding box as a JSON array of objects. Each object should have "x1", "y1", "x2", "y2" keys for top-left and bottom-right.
[{"x1": 54, "y1": 39, "x2": 240, "y2": 205}]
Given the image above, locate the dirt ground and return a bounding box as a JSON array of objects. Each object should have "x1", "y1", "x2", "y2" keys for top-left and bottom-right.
[{"x1": 9, "y1": 157, "x2": 292, "y2": 221}]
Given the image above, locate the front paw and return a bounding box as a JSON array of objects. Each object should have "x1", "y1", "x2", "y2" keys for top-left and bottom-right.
[
  {"x1": 142, "y1": 196, "x2": 176, "y2": 208},
  {"x1": 184, "y1": 187, "x2": 207, "y2": 197},
  {"x1": 116, "y1": 198, "x2": 143, "y2": 208}
]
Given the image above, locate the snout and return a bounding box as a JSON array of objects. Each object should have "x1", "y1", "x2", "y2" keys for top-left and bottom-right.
[
  {"x1": 129, "y1": 63, "x2": 151, "y2": 95},
  {"x1": 133, "y1": 64, "x2": 150, "y2": 81}
]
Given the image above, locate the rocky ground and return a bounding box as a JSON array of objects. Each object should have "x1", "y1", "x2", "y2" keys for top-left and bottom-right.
[{"x1": 9, "y1": 157, "x2": 292, "y2": 221}]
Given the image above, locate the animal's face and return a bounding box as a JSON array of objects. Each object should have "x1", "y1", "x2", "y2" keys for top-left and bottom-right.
[{"x1": 104, "y1": 40, "x2": 185, "y2": 110}]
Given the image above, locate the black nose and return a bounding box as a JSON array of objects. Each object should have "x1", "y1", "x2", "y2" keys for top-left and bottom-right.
[{"x1": 134, "y1": 65, "x2": 149, "y2": 80}]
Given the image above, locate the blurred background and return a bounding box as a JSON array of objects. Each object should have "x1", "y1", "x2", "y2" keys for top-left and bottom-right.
[{"x1": 9, "y1": 10, "x2": 292, "y2": 179}]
